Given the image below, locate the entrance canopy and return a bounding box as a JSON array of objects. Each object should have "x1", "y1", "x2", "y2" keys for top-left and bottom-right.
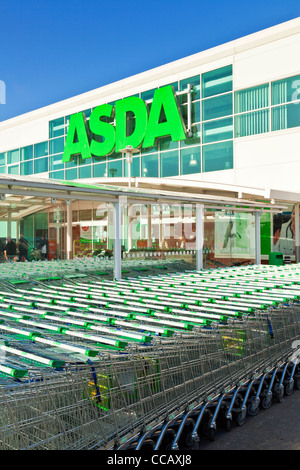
[{"x1": 0, "y1": 174, "x2": 292, "y2": 279}]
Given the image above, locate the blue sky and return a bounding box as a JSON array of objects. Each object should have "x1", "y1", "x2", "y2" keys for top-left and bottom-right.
[{"x1": 0, "y1": 0, "x2": 300, "y2": 121}]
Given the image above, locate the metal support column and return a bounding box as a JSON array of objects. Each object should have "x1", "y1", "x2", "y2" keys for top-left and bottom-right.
[
  {"x1": 196, "y1": 204, "x2": 204, "y2": 271},
  {"x1": 66, "y1": 202, "x2": 72, "y2": 260},
  {"x1": 7, "y1": 210, "x2": 11, "y2": 239},
  {"x1": 147, "y1": 204, "x2": 152, "y2": 248},
  {"x1": 255, "y1": 211, "x2": 261, "y2": 265},
  {"x1": 113, "y1": 198, "x2": 122, "y2": 280},
  {"x1": 295, "y1": 204, "x2": 300, "y2": 263}
]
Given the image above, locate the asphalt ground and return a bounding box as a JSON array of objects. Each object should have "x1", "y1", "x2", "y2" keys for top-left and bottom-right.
[{"x1": 199, "y1": 388, "x2": 300, "y2": 450}]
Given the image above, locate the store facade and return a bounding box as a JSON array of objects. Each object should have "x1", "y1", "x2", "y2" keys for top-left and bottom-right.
[{"x1": 0, "y1": 18, "x2": 300, "y2": 265}]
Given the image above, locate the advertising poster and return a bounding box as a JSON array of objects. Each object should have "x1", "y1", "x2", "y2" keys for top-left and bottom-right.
[
  {"x1": 273, "y1": 204, "x2": 297, "y2": 255},
  {"x1": 214, "y1": 212, "x2": 255, "y2": 257}
]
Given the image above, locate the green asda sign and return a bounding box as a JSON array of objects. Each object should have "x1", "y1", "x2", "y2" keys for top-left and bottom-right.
[{"x1": 62, "y1": 85, "x2": 187, "y2": 162}]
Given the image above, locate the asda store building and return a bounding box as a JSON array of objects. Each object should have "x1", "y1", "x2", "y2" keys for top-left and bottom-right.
[{"x1": 0, "y1": 18, "x2": 300, "y2": 267}]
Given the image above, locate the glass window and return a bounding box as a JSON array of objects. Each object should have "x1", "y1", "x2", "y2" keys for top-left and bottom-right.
[
  {"x1": 93, "y1": 161, "x2": 107, "y2": 178},
  {"x1": 181, "y1": 101, "x2": 201, "y2": 124},
  {"x1": 0, "y1": 166, "x2": 6, "y2": 174},
  {"x1": 35, "y1": 157, "x2": 48, "y2": 173},
  {"x1": 181, "y1": 147, "x2": 201, "y2": 175},
  {"x1": 272, "y1": 103, "x2": 300, "y2": 131},
  {"x1": 202, "y1": 94, "x2": 232, "y2": 121},
  {"x1": 235, "y1": 84, "x2": 269, "y2": 113},
  {"x1": 50, "y1": 170, "x2": 65, "y2": 180},
  {"x1": 272, "y1": 74, "x2": 300, "y2": 105},
  {"x1": 34, "y1": 141, "x2": 48, "y2": 158},
  {"x1": 160, "y1": 150, "x2": 179, "y2": 177},
  {"x1": 124, "y1": 156, "x2": 140, "y2": 177},
  {"x1": 180, "y1": 75, "x2": 201, "y2": 102},
  {"x1": 203, "y1": 141, "x2": 233, "y2": 172},
  {"x1": 20, "y1": 145, "x2": 33, "y2": 161},
  {"x1": 7, "y1": 149, "x2": 19, "y2": 164},
  {"x1": 0, "y1": 153, "x2": 6, "y2": 166},
  {"x1": 108, "y1": 159, "x2": 122, "y2": 177},
  {"x1": 8, "y1": 164, "x2": 19, "y2": 175},
  {"x1": 20, "y1": 160, "x2": 33, "y2": 176},
  {"x1": 203, "y1": 117, "x2": 233, "y2": 143},
  {"x1": 181, "y1": 123, "x2": 201, "y2": 147},
  {"x1": 50, "y1": 154, "x2": 64, "y2": 172},
  {"x1": 235, "y1": 109, "x2": 269, "y2": 137},
  {"x1": 66, "y1": 168, "x2": 78, "y2": 180},
  {"x1": 49, "y1": 117, "x2": 65, "y2": 138},
  {"x1": 79, "y1": 165, "x2": 91, "y2": 179},
  {"x1": 202, "y1": 65, "x2": 232, "y2": 98},
  {"x1": 50, "y1": 137, "x2": 64, "y2": 155},
  {"x1": 141, "y1": 89, "x2": 156, "y2": 102},
  {"x1": 65, "y1": 156, "x2": 78, "y2": 168},
  {"x1": 159, "y1": 136, "x2": 179, "y2": 151},
  {"x1": 142, "y1": 153, "x2": 159, "y2": 177}
]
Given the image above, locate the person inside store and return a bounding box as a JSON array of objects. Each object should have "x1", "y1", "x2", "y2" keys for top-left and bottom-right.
[
  {"x1": 17, "y1": 234, "x2": 29, "y2": 262},
  {"x1": 4, "y1": 236, "x2": 17, "y2": 262},
  {"x1": 38, "y1": 235, "x2": 48, "y2": 261}
]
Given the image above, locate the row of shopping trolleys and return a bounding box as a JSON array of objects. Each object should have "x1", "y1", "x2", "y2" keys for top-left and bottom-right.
[{"x1": 0, "y1": 263, "x2": 300, "y2": 381}]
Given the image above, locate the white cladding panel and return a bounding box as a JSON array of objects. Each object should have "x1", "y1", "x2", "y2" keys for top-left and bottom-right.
[{"x1": 234, "y1": 33, "x2": 300, "y2": 90}]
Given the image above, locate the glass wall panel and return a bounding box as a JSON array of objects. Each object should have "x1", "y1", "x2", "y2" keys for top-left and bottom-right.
[
  {"x1": 35, "y1": 157, "x2": 48, "y2": 173},
  {"x1": 34, "y1": 141, "x2": 48, "y2": 158},
  {"x1": 50, "y1": 154, "x2": 64, "y2": 172},
  {"x1": 20, "y1": 160, "x2": 33, "y2": 175},
  {"x1": 66, "y1": 168, "x2": 78, "y2": 180},
  {"x1": 160, "y1": 136, "x2": 179, "y2": 151},
  {"x1": 79, "y1": 165, "x2": 91, "y2": 179},
  {"x1": 180, "y1": 123, "x2": 201, "y2": 147},
  {"x1": 49, "y1": 117, "x2": 65, "y2": 138},
  {"x1": 50, "y1": 170, "x2": 64, "y2": 180},
  {"x1": 0, "y1": 153, "x2": 5, "y2": 166},
  {"x1": 8, "y1": 165, "x2": 19, "y2": 175},
  {"x1": 50, "y1": 137, "x2": 64, "y2": 155},
  {"x1": 180, "y1": 75, "x2": 201, "y2": 102},
  {"x1": 235, "y1": 84, "x2": 269, "y2": 113},
  {"x1": 272, "y1": 103, "x2": 300, "y2": 131},
  {"x1": 203, "y1": 140, "x2": 233, "y2": 172},
  {"x1": 160, "y1": 150, "x2": 179, "y2": 177},
  {"x1": 202, "y1": 93, "x2": 232, "y2": 121},
  {"x1": 108, "y1": 159, "x2": 122, "y2": 177},
  {"x1": 235, "y1": 109, "x2": 269, "y2": 137},
  {"x1": 141, "y1": 153, "x2": 159, "y2": 177},
  {"x1": 203, "y1": 210, "x2": 255, "y2": 268},
  {"x1": 203, "y1": 117, "x2": 233, "y2": 143},
  {"x1": 0, "y1": 166, "x2": 7, "y2": 173},
  {"x1": 181, "y1": 101, "x2": 201, "y2": 124},
  {"x1": 202, "y1": 65, "x2": 232, "y2": 98},
  {"x1": 181, "y1": 146, "x2": 201, "y2": 175},
  {"x1": 124, "y1": 156, "x2": 140, "y2": 177},
  {"x1": 121, "y1": 202, "x2": 196, "y2": 277},
  {"x1": 93, "y1": 161, "x2": 107, "y2": 177},
  {"x1": 20, "y1": 145, "x2": 33, "y2": 161},
  {"x1": 7, "y1": 149, "x2": 19, "y2": 164},
  {"x1": 272, "y1": 74, "x2": 300, "y2": 105}
]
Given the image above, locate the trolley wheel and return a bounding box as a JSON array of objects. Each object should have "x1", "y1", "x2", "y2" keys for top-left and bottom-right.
[
  {"x1": 208, "y1": 427, "x2": 216, "y2": 442},
  {"x1": 141, "y1": 439, "x2": 155, "y2": 450},
  {"x1": 191, "y1": 439, "x2": 200, "y2": 450},
  {"x1": 235, "y1": 412, "x2": 246, "y2": 427},
  {"x1": 273, "y1": 384, "x2": 284, "y2": 403},
  {"x1": 261, "y1": 395, "x2": 272, "y2": 410},
  {"x1": 224, "y1": 418, "x2": 232, "y2": 432},
  {"x1": 284, "y1": 381, "x2": 294, "y2": 396},
  {"x1": 247, "y1": 402, "x2": 259, "y2": 417},
  {"x1": 294, "y1": 375, "x2": 300, "y2": 390},
  {"x1": 199, "y1": 410, "x2": 213, "y2": 438}
]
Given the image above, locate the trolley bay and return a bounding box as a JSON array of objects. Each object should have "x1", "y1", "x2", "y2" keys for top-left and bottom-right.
[{"x1": 0, "y1": 260, "x2": 300, "y2": 450}]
